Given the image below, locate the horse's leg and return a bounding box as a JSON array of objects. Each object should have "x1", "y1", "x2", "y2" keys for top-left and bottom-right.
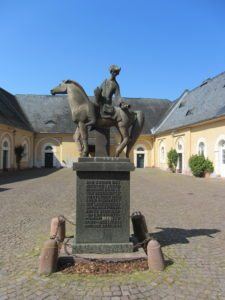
[
  {"x1": 79, "y1": 121, "x2": 89, "y2": 157},
  {"x1": 115, "y1": 126, "x2": 129, "y2": 157},
  {"x1": 73, "y1": 126, "x2": 83, "y2": 153}
]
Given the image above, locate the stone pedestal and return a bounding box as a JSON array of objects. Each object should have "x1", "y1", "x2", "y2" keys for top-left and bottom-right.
[{"x1": 73, "y1": 157, "x2": 135, "y2": 253}]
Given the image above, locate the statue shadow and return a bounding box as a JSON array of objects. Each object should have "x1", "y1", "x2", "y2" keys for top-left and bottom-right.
[
  {"x1": 151, "y1": 227, "x2": 220, "y2": 247},
  {"x1": 57, "y1": 256, "x2": 75, "y2": 271},
  {"x1": 0, "y1": 187, "x2": 11, "y2": 192},
  {"x1": 0, "y1": 168, "x2": 59, "y2": 185}
]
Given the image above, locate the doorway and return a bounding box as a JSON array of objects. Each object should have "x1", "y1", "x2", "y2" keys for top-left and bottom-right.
[
  {"x1": 137, "y1": 153, "x2": 144, "y2": 168},
  {"x1": 135, "y1": 146, "x2": 146, "y2": 168},
  {"x1": 2, "y1": 139, "x2": 10, "y2": 171},
  {"x1": 45, "y1": 153, "x2": 53, "y2": 168},
  {"x1": 44, "y1": 145, "x2": 54, "y2": 168},
  {"x1": 3, "y1": 150, "x2": 8, "y2": 171},
  {"x1": 176, "y1": 138, "x2": 184, "y2": 173},
  {"x1": 177, "y1": 153, "x2": 183, "y2": 173}
]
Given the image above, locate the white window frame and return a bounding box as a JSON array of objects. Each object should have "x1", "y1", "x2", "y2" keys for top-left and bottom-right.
[
  {"x1": 1, "y1": 136, "x2": 11, "y2": 169},
  {"x1": 21, "y1": 138, "x2": 29, "y2": 162},
  {"x1": 196, "y1": 138, "x2": 207, "y2": 157},
  {"x1": 159, "y1": 141, "x2": 166, "y2": 163}
]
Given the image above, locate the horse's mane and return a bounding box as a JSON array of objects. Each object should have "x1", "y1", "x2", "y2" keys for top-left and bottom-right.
[{"x1": 66, "y1": 79, "x2": 89, "y2": 99}]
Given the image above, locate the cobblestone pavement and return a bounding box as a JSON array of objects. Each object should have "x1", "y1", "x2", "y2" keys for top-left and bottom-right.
[{"x1": 0, "y1": 168, "x2": 225, "y2": 299}]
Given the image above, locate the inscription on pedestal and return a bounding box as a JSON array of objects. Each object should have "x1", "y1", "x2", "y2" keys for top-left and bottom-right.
[
  {"x1": 85, "y1": 180, "x2": 122, "y2": 228},
  {"x1": 73, "y1": 158, "x2": 135, "y2": 252}
]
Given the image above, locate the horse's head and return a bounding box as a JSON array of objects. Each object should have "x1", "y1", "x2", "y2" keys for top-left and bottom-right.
[{"x1": 50, "y1": 80, "x2": 72, "y2": 95}]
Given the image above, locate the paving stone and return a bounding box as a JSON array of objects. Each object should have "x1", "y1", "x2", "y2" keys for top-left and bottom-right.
[{"x1": 0, "y1": 168, "x2": 224, "y2": 299}]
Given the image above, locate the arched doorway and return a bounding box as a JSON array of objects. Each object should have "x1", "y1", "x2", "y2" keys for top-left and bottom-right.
[
  {"x1": 218, "y1": 139, "x2": 225, "y2": 177},
  {"x1": 44, "y1": 145, "x2": 54, "y2": 168},
  {"x1": 176, "y1": 137, "x2": 184, "y2": 173},
  {"x1": 135, "y1": 146, "x2": 146, "y2": 168},
  {"x1": 2, "y1": 138, "x2": 10, "y2": 171}
]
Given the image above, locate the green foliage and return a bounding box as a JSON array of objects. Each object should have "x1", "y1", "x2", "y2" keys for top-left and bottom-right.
[
  {"x1": 204, "y1": 158, "x2": 214, "y2": 173},
  {"x1": 189, "y1": 155, "x2": 214, "y2": 177},
  {"x1": 14, "y1": 145, "x2": 24, "y2": 169},
  {"x1": 167, "y1": 149, "x2": 178, "y2": 172}
]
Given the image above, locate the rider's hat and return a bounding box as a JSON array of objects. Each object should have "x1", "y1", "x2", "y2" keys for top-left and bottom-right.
[{"x1": 109, "y1": 65, "x2": 121, "y2": 74}]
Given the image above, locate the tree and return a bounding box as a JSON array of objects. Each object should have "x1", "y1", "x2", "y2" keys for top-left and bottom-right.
[
  {"x1": 189, "y1": 155, "x2": 214, "y2": 177},
  {"x1": 167, "y1": 149, "x2": 178, "y2": 173},
  {"x1": 14, "y1": 145, "x2": 24, "y2": 170}
]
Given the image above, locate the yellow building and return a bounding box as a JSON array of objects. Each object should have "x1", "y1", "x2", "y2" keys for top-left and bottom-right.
[
  {"x1": 152, "y1": 71, "x2": 225, "y2": 177},
  {"x1": 0, "y1": 88, "x2": 170, "y2": 171},
  {"x1": 0, "y1": 88, "x2": 34, "y2": 171},
  {"x1": 1, "y1": 70, "x2": 225, "y2": 177}
]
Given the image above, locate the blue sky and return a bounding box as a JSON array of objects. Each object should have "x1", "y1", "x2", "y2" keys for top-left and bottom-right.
[{"x1": 1, "y1": 0, "x2": 225, "y2": 100}]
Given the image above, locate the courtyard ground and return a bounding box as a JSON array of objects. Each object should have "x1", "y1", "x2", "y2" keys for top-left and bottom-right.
[{"x1": 0, "y1": 168, "x2": 224, "y2": 299}]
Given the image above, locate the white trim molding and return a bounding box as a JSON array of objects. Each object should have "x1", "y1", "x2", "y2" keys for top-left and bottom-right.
[
  {"x1": 21, "y1": 137, "x2": 30, "y2": 162},
  {"x1": 214, "y1": 135, "x2": 225, "y2": 176},
  {"x1": 196, "y1": 137, "x2": 207, "y2": 157},
  {"x1": 159, "y1": 140, "x2": 166, "y2": 164},
  {"x1": 35, "y1": 137, "x2": 61, "y2": 168},
  {"x1": 1, "y1": 135, "x2": 12, "y2": 170}
]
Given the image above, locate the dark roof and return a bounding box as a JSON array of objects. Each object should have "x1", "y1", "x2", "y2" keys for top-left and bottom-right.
[
  {"x1": 122, "y1": 97, "x2": 171, "y2": 134},
  {"x1": 0, "y1": 88, "x2": 32, "y2": 131},
  {"x1": 154, "y1": 71, "x2": 225, "y2": 134},
  {"x1": 16, "y1": 94, "x2": 172, "y2": 134},
  {"x1": 16, "y1": 94, "x2": 75, "y2": 133}
]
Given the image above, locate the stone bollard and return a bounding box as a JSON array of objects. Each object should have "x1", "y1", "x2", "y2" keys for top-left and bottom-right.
[
  {"x1": 131, "y1": 211, "x2": 149, "y2": 243},
  {"x1": 38, "y1": 239, "x2": 58, "y2": 275},
  {"x1": 50, "y1": 216, "x2": 66, "y2": 242},
  {"x1": 147, "y1": 239, "x2": 165, "y2": 271}
]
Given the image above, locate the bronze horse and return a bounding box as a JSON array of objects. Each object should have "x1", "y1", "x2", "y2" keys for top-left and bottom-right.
[{"x1": 51, "y1": 80, "x2": 144, "y2": 157}]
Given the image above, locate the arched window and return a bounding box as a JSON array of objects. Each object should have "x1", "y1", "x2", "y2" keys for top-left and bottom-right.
[
  {"x1": 176, "y1": 138, "x2": 183, "y2": 153},
  {"x1": 159, "y1": 142, "x2": 166, "y2": 163},
  {"x1": 3, "y1": 140, "x2": 9, "y2": 149},
  {"x1": 22, "y1": 139, "x2": 29, "y2": 162},
  {"x1": 1, "y1": 136, "x2": 11, "y2": 170},
  {"x1": 196, "y1": 138, "x2": 207, "y2": 158},
  {"x1": 137, "y1": 147, "x2": 144, "y2": 152},
  {"x1": 221, "y1": 140, "x2": 225, "y2": 164},
  {"x1": 198, "y1": 142, "x2": 205, "y2": 156},
  {"x1": 45, "y1": 145, "x2": 53, "y2": 152}
]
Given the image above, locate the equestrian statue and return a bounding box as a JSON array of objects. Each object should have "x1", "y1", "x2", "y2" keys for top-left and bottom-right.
[{"x1": 50, "y1": 65, "x2": 144, "y2": 157}]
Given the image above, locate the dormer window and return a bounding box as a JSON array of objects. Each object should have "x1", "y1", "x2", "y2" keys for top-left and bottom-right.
[
  {"x1": 179, "y1": 101, "x2": 185, "y2": 108},
  {"x1": 45, "y1": 120, "x2": 56, "y2": 125},
  {"x1": 186, "y1": 108, "x2": 194, "y2": 116},
  {"x1": 200, "y1": 78, "x2": 210, "y2": 87}
]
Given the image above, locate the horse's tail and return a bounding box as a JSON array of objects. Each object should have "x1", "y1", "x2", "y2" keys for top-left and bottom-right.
[{"x1": 126, "y1": 111, "x2": 145, "y2": 157}]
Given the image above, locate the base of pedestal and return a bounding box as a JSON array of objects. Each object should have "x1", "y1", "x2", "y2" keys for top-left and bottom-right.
[{"x1": 73, "y1": 242, "x2": 134, "y2": 254}]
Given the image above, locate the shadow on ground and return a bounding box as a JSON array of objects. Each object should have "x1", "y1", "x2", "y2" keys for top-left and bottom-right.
[
  {"x1": 0, "y1": 168, "x2": 60, "y2": 186},
  {"x1": 152, "y1": 227, "x2": 220, "y2": 247}
]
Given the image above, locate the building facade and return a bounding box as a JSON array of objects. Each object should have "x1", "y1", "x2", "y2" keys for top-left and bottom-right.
[
  {"x1": 152, "y1": 71, "x2": 225, "y2": 177},
  {"x1": 1, "y1": 71, "x2": 225, "y2": 177}
]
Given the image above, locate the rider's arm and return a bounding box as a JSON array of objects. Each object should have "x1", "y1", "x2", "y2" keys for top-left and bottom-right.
[{"x1": 114, "y1": 82, "x2": 122, "y2": 105}]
